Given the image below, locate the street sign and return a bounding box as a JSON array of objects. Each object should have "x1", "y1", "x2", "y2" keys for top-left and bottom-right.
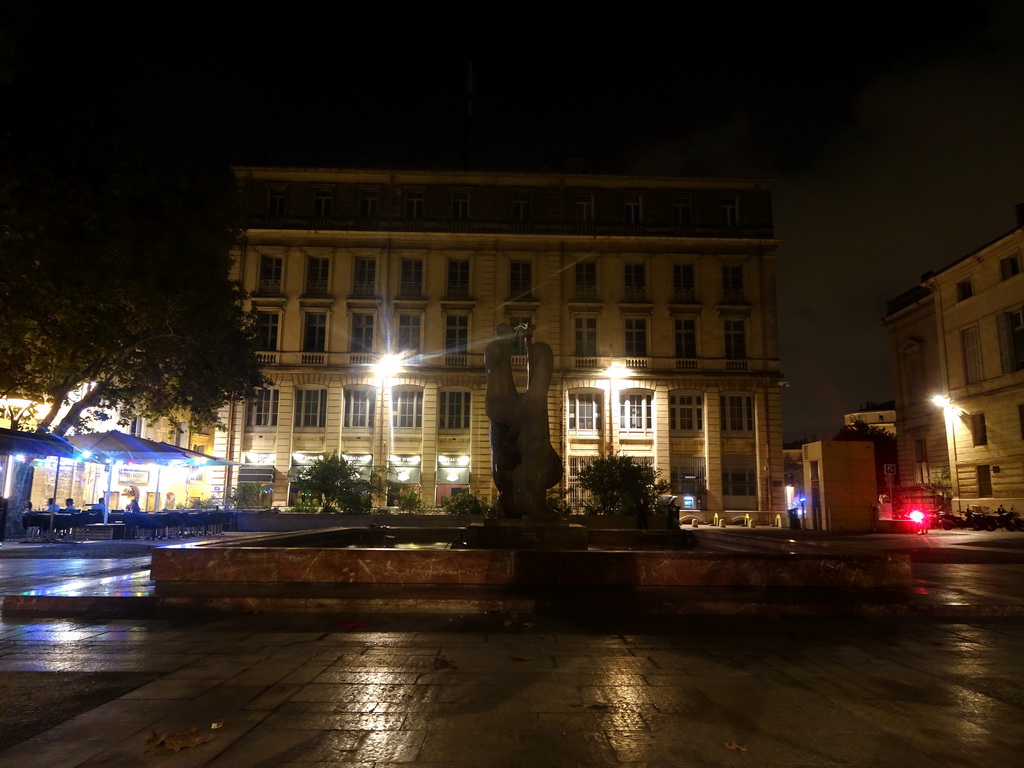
[{"x1": 884, "y1": 464, "x2": 896, "y2": 476}]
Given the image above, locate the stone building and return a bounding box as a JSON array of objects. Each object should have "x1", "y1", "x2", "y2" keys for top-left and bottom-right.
[
  {"x1": 883, "y1": 207, "x2": 1024, "y2": 511},
  {"x1": 215, "y1": 167, "x2": 785, "y2": 519}
]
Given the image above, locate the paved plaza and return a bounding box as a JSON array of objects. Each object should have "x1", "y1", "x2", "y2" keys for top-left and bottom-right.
[{"x1": 2, "y1": 529, "x2": 1024, "y2": 766}]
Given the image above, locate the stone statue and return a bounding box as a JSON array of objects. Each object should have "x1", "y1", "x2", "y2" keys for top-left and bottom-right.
[{"x1": 485, "y1": 323, "x2": 563, "y2": 519}]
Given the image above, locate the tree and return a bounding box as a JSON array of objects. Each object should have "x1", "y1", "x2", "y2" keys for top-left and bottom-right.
[
  {"x1": 0, "y1": 26, "x2": 265, "y2": 435},
  {"x1": 575, "y1": 452, "x2": 670, "y2": 516},
  {"x1": 292, "y1": 453, "x2": 371, "y2": 513}
]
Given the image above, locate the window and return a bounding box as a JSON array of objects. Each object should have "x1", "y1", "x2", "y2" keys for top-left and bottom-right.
[
  {"x1": 674, "y1": 318, "x2": 697, "y2": 359},
  {"x1": 913, "y1": 438, "x2": 930, "y2": 484},
  {"x1": 724, "y1": 319, "x2": 746, "y2": 360},
  {"x1": 620, "y1": 391, "x2": 653, "y2": 433},
  {"x1": 400, "y1": 259, "x2": 422, "y2": 297},
  {"x1": 957, "y1": 279, "x2": 974, "y2": 302},
  {"x1": 303, "y1": 312, "x2": 327, "y2": 352},
  {"x1": 624, "y1": 193, "x2": 642, "y2": 224},
  {"x1": 1001, "y1": 256, "x2": 1021, "y2": 280},
  {"x1": 313, "y1": 189, "x2": 332, "y2": 219},
  {"x1": 397, "y1": 314, "x2": 421, "y2": 353},
  {"x1": 359, "y1": 188, "x2": 378, "y2": 219},
  {"x1": 567, "y1": 392, "x2": 601, "y2": 433},
  {"x1": 510, "y1": 261, "x2": 532, "y2": 298},
  {"x1": 511, "y1": 193, "x2": 531, "y2": 222},
  {"x1": 721, "y1": 197, "x2": 738, "y2": 226},
  {"x1": 508, "y1": 315, "x2": 532, "y2": 355},
  {"x1": 392, "y1": 389, "x2": 423, "y2": 429},
  {"x1": 306, "y1": 257, "x2": 329, "y2": 294},
  {"x1": 256, "y1": 312, "x2": 279, "y2": 351},
  {"x1": 673, "y1": 196, "x2": 692, "y2": 226},
  {"x1": 624, "y1": 317, "x2": 647, "y2": 357},
  {"x1": 624, "y1": 263, "x2": 646, "y2": 300},
  {"x1": 439, "y1": 391, "x2": 471, "y2": 430},
  {"x1": 971, "y1": 413, "x2": 988, "y2": 446},
  {"x1": 447, "y1": 260, "x2": 470, "y2": 296},
  {"x1": 669, "y1": 392, "x2": 703, "y2": 433},
  {"x1": 575, "y1": 262, "x2": 597, "y2": 299},
  {"x1": 267, "y1": 188, "x2": 286, "y2": 216},
  {"x1": 247, "y1": 388, "x2": 279, "y2": 427},
  {"x1": 961, "y1": 326, "x2": 983, "y2": 384},
  {"x1": 351, "y1": 313, "x2": 374, "y2": 353},
  {"x1": 405, "y1": 190, "x2": 424, "y2": 219},
  {"x1": 721, "y1": 393, "x2": 754, "y2": 432},
  {"x1": 258, "y1": 256, "x2": 282, "y2": 293},
  {"x1": 575, "y1": 193, "x2": 594, "y2": 223},
  {"x1": 998, "y1": 309, "x2": 1024, "y2": 373},
  {"x1": 445, "y1": 315, "x2": 468, "y2": 354},
  {"x1": 722, "y1": 264, "x2": 744, "y2": 300},
  {"x1": 977, "y1": 464, "x2": 993, "y2": 497},
  {"x1": 354, "y1": 258, "x2": 376, "y2": 296},
  {"x1": 294, "y1": 389, "x2": 327, "y2": 428},
  {"x1": 722, "y1": 457, "x2": 757, "y2": 497},
  {"x1": 673, "y1": 264, "x2": 696, "y2": 301},
  {"x1": 451, "y1": 191, "x2": 470, "y2": 220},
  {"x1": 343, "y1": 389, "x2": 375, "y2": 429},
  {"x1": 574, "y1": 317, "x2": 597, "y2": 356}
]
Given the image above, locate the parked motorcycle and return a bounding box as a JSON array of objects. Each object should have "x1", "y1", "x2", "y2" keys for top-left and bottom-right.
[
  {"x1": 964, "y1": 507, "x2": 997, "y2": 531},
  {"x1": 935, "y1": 510, "x2": 969, "y2": 530},
  {"x1": 994, "y1": 505, "x2": 1024, "y2": 532}
]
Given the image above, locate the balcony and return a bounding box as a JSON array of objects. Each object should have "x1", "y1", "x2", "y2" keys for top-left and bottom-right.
[
  {"x1": 574, "y1": 285, "x2": 598, "y2": 300},
  {"x1": 623, "y1": 286, "x2": 647, "y2": 302},
  {"x1": 352, "y1": 281, "x2": 376, "y2": 297},
  {"x1": 399, "y1": 282, "x2": 423, "y2": 298},
  {"x1": 445, "y1": 354, "x2": 468, "y2": 367},
  {"x1": 256, "y1": 279, "x2": 282, "y2": 294},
  {"x1": 256, "y1": 351, "x2": 278, "y2": 365}
]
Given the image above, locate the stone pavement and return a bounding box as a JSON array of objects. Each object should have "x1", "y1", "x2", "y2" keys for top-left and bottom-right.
[
  {"x1": 2, "y1": 609, "x2": 1024, "y2": 766},
  {"x1": 2, "y1": 528, "x2": 1024, "y2": 766}
]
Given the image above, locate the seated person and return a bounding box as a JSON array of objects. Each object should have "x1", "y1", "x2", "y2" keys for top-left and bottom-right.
[
  {"x1": 124, "y1": 497, "x2": 141, "y2": 514},
  {"x1": 63, "y1": 498, "x2": 79, "y2": 512},
  {"x1": 90, "y1": 497, "x2": 106, "y2": 511},
  {"x1": 43, "y1": 498, "x2": 60, "y2": 515}
]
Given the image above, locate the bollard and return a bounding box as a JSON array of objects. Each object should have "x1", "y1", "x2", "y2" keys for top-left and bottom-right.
[
  {"x1": 718, "y1": 519, "x2": 727, "y2": 528},
  {"x1": 749, "y1": 519, "x2": 756, "y2": 528}
]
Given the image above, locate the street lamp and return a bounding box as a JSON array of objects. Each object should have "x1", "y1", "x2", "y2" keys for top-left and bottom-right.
[
  {"x1": 932, "y1": 393, "x2": 962, "y2": 511},
  {"x1": 373, "y1": 353, "x2": 405, "y2": 507},
  {"x1": 603, "y1": 361, "x2": 630, "y2": 455}
]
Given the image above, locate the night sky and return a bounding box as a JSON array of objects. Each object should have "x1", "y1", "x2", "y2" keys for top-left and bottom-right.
[{"x1": 6, "y1": 4, "x2": 1024, "y2": 441}]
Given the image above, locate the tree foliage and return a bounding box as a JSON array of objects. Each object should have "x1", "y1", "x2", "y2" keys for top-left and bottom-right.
[
  {"x1": 0, "y1": 24, "x2": 264, "y2": 434},
  {"x1": 293, "y1": 453, "x2": 371, "y2": 513},
  {"x1": 576, "y1": 452, "x2": 669, "y2": 515}
]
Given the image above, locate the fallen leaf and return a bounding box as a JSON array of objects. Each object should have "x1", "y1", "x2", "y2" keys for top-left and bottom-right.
[
  {"x1": 521, "y1": 622, "x2": 538, "y2": 629},
  {"x1": 434, "y1": 656, "x2": 457, "y2": 669},
  {"x1": 510, "y1": 654, "x2": 531, "y2": 662},
  {"x1": 724, "y1": 742, "x2": 748, "y2": 752},
  {"x1": 210, "y1": 722, "x2": 224, "y2": 730},
  {"x1": 145, "y1": 726, "x2": 211, "y2": 752}
]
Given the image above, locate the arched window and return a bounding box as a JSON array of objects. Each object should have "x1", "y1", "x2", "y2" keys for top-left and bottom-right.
[
  {"x1": 343, "y1": 386, "x2": 376, "y2": 430},
  {"x1": 669, "y1": 391, "x2": 703, "y2": 434},
  {"x1": 619, "y1": 389, "x2": 653, "y2": 434},
  {"x1": 392, "y1": 387, "x2": 424, "y2": 429},
  {"x1": 567, "y1": 390, "x2": 602, "y2": 435},
  {"x1": 439, "y1": 389, "x2": 471, "y2": 431}
]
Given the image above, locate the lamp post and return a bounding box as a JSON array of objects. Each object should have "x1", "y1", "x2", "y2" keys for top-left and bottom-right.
[
  {"x1": 373, "y1": 353, "x2": 404, "y2": 508},
  {"x1": 603, "y1": 361, "x2": 630, "y2": 456},
  {"x1": 931, "y1": 394, "x2": 962, "y2": 512}
]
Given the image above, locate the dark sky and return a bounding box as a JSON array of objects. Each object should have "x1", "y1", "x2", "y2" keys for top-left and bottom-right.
[{"x1": 6, "y1": 4, "x2": 1024, "y2": 441}]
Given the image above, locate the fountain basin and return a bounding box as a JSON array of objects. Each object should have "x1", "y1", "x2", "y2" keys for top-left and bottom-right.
[{"x1": 150, "y1": 527, "x2": 911, "y2": 592}]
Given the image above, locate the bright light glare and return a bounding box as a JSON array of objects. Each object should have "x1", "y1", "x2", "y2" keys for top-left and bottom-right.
[
  {"x1": 375, "y1": 353, "x2": 404, "y2": 379},
  {"x1": 909, "y1": 510, "x2": 925, "y2": 523},
  {"x1": 931, "y1": 395, "x2": 951, "y2": 409}
]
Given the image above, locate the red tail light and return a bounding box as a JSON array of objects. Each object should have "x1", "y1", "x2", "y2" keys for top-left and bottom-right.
[{"x1": 909, "y1": 510, "x2": 925, "y2": 523}]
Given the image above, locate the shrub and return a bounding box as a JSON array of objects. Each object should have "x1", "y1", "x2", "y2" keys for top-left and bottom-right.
[{"x1": 440, "y1": 491, "x2": 491, "y2": 515}]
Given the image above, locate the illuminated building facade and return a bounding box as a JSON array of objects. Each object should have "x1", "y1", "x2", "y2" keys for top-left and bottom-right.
[
  {"x1": 884, "y1": 209, "x2": 1024, "y2": 510},
  {"x1": 217, "y1": 167, "x2": 785, "y2": 518}
]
